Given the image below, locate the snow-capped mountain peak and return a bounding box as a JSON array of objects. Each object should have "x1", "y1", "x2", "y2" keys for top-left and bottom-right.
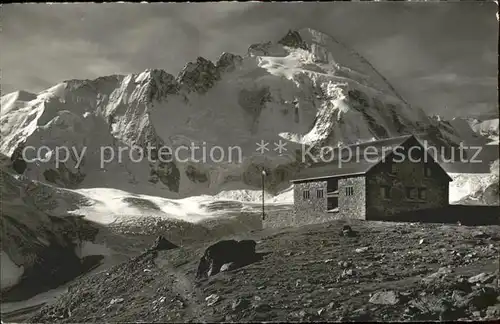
[{"x1": 0, "y1": 27, "x2": 488, "y2": 198}]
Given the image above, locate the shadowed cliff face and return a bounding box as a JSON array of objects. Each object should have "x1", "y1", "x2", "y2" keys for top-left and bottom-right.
[
  {"x1": 1, "y1": 216, "x2": 102, "y2": 302},
  {"x1": 1, "y1": 211, "x2": 102, "y2": 300},
  {"x1": 238, "y1": 86, "x2": 273, "y2": 134},
  {"x1": 0, "y1": 160, "x2": 102, "y2": 296},
  {"x1": 278, "y1": 30, "x2": 310, "y2": 51},
  {"x1": 154, "y1": 161, "x2": 181, "y2": 193}
]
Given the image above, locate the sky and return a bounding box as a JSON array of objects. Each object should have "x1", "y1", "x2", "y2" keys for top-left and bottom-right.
[{"x1": 1, "y1": 2, "x2": 498, "y2": 118}]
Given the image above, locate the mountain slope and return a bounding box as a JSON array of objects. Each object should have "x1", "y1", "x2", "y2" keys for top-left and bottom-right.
[{"x1": 29, "y1": 219, "x2": 500, "y2": 323}]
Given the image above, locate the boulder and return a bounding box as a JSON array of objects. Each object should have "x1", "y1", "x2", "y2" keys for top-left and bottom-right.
[
  {"x1": 467, "y1": 272, "x2": 496, "y2": 285},
  {"x1": 220, "y1": 262, "x2": 237, "y2": 272},
  {"x1": 472, "y1": 231, "x2": 490, "y2": 239},
  {"x1": 252, "y1": 302, "x2": 272, "y2": 313},
  {"x1": 340, "y1": 225, "x2": 357, "y2": 237},
  {"x1": 205, "y1": 294, "x2": 220, "y2": 306},
  {"x1": 232, "y1": 297, "x2": 251, "y2": 312},
  {"x1": 485, "y1": 304, "x2": 500, "y2": 319},
  {"x1": 422, "y1": 267, "x2": 452, "y2": 284},
  {"x1": 463, "y1": 287, "x2": 498, "y2": 310},
  {"x1": 239, "y1": 240, "x2": 257, "y2": 255},
  {"x1": 196, "y1": 239, "x2": 260, "y2": 279},
  {"x1": 369, "y1": 290, "x2": 400, "y2": 305},
  {"x1": 408, "y1": 295, "x2": 452, "y2": 319}
]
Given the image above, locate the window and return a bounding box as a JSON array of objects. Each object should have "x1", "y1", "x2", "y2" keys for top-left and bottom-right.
[
  {"x1": 380, "y1": 185, "x2": 391, "y2": 199},
  {"x1": 405, "y1": 187, "x2": 417, "y2": 200},
  {"x1": 424, "y1": 166, "x2": 432, "y2": 177},
  {"x1": 418, "y1": 188, "x2": 427, "y2": 200},
  {"x1": 327, "y1": 179, "x2": 338, "y2": 192},
  {"x1": 316, "y1": 189, "x2": 324, "y2": 198},
  {"x1": 327, "y1": 197, "x2": 338, "y2": 210},
  {"x1": 390, "y1": 163, "x2": 398, "y2": 175},
  {"x1": 302, "y1": 190, "x2": 310, "y2": 199},
  {"x1": 345, "y1": 186, "x2": 354, "y2": 196}
]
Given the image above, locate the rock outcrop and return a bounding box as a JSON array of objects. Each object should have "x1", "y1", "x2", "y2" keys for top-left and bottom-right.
[
  {"x1": 196, "y1": 239, "x2": 261, "y2": 279},
  {"x1": 149, "y1": 236, "x2": 179, "y2": 251}
]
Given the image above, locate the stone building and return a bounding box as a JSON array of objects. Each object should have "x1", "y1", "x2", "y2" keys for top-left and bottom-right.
[{"x1": 291, "y1": 135, "x2": 452, "y2": 224}]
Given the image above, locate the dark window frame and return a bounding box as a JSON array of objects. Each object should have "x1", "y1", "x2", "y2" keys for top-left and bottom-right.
[
  {"x1": 345, "y1": 186, "x2": 354, "y2": 196},
  {"x1": 303, "y1": 190, "x2": 310, "y2": 199},
  {"x1": 418, "y1": 187, "x2": 427, "y2": 200},
  {"x1": 390, "y1": 162, "x2": 398, "y2": 175},
  {"x1": 405, "y1": 186, "x2": 417, "y2": 200},
  {"x1": 380, "y1": 185, "x2": 392, "y2": 199},
  {"x1": 424, "y1": 165, "x2": 432, "y2": 178},
  {"x1": 316, "y1": 189, "x2": 324, "y2": 198}
]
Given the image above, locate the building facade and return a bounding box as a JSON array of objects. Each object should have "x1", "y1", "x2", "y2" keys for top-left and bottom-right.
[{"x1": 291, "y1": 135, "x2": 452, "y2": 224}]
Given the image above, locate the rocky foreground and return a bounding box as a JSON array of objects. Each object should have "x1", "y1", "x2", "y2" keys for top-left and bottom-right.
[{"x1": 30, "y1": 220, "x2": 500, "y2": 322}]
